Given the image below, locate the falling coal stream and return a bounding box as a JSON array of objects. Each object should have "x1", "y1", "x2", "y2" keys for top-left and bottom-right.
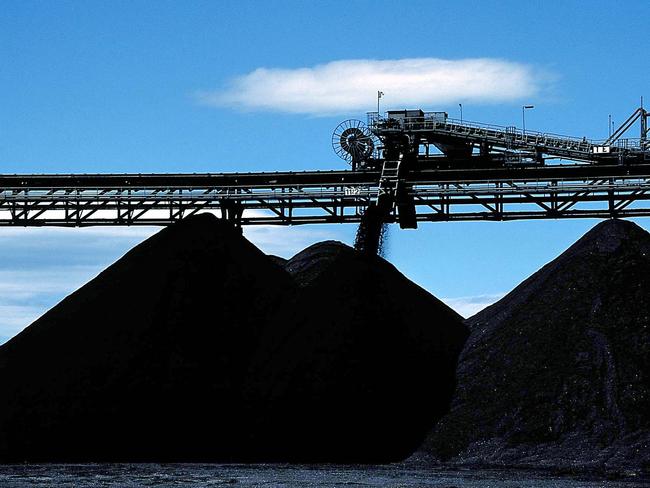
[{"x1": 354, "y1": 203, "x2": 388, "y2": 257}]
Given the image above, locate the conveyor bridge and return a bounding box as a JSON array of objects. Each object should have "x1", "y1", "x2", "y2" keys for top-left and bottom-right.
[
  {"x1": 3, "y1": 105, "x2": 649, "y2": 228},
  {"x1": 0, "y1": 165, "x2": 649, "y2": 227}
]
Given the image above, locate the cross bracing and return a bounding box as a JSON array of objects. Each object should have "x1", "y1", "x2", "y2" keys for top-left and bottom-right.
[{"x1": 0, "y1": 165, "x2": 649, "y2": 227}]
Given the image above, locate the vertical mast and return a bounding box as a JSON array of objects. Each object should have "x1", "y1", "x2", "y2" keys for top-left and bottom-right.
[{"x1": 641, "y1": 97, "x2": 648, "y2": 147}]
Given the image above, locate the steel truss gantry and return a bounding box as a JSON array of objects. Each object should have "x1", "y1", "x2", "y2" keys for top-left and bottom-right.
[{"x1": 1, "y1": 165, "x2": 650, "y2": 227}]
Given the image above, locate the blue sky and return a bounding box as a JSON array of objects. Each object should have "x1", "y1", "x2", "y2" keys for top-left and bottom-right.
[{"x1": 1, "y1": 0, "x2": 649, "y2": 342}]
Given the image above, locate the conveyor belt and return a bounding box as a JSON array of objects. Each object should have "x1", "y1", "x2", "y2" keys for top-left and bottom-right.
[{"x1": 0, "y1": 164, "x2": 649, "y2": 226}]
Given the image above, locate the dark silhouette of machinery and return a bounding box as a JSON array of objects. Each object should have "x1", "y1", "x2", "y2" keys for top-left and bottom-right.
[
  {"x1": 334, "y1": 106, "x2": 649, "y2": 171},
  {"x1": 332, "y1": 119, "x2": 377, "y2": 170},
  {"x1": 332, "y1": 106, "x2": 650, "y2": 231},
  {"x1": 1, "y1": 105, "x2": 649, "y2": 233}
]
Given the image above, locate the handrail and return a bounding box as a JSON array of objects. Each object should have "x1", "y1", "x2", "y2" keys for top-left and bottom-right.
[{"x1": 367, "y1": 111, "x2": 647, "y2": 153}]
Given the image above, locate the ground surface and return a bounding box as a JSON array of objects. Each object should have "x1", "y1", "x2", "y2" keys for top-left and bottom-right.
[{"x1": 0, "y1": 464, "x2": 647, "y2": 488}]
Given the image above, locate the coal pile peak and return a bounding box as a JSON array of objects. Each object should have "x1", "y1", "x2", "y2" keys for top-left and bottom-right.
[
  {"x1": 418, "y1": 218, "x2": 650, "y2": 474},
  {"x1": 283, "y1": 240, "x2": 352, "y2": 286},
  {"x1": 0, "y1": 217, "x2": 468, "y2": 464},
  {"x1": 0, "y1": 213, "x2": 297, "y2": 462},
  {"x1": 249, "y1": 240, "x2": 468, "y2": 463}
]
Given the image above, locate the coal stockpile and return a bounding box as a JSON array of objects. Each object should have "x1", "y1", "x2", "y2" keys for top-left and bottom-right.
[
  {"x1": 248, "y1": 241, "x2": 469, "y2": 463},
  {"x1": 0, "y1": 214, "x2": 296, "y2": 462},
  {"x1": 418, "y1": 219, "x2": 650, "y2": 474},
  {"x1": 0, "y1": 218, "x2": 468, "y2": 464}
]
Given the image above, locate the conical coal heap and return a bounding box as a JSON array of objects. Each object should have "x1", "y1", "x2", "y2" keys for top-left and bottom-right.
[
  {"x1": 249, "y1": 241, "x2": 469, "y2": 463},
  {"x1": 0, "y1": 217, "x2": 469, "y2": 464},
  {"x1": 418, "y1": 219, "x2": 650, "y2": 474},
  {"x1": 0, "y1": 214, "x2": 296, "y2": 462}
]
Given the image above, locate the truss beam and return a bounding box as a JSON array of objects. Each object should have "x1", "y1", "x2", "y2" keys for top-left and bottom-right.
[{"x1": 0, "y1": 165, "x2": 649, "y2": 226}]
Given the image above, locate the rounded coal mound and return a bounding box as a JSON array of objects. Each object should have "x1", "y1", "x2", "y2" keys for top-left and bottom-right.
[
  {"x1": 248, "y1": 241, "x2": 468, "y2": 463},
  {"x1": 0, "y1": 218, "x2": 468, "y2": 464}
]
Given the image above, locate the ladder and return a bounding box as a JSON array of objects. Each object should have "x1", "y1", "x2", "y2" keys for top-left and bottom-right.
[
  {"x1": 378, "y1": 159, "x2": 401, "y2": 200},
  {"x1": 376, "y1": 158, "x2": 417, "y2": 229}
]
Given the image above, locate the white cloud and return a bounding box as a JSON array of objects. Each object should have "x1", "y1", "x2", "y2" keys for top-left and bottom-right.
[
  {"x1": 0, "y1": 304, "x2": 44, "y2": 343},
  {"x1": 0, "y1": 267, "x2": 97, "y2": 299},
  {"x1": 0, "y1": 228, "x2": 157, "y2": 344},
  {"x1": 0, "y1": 268, "x2": 101, "y2": 344},
  {"x1": 441, "y1": 293, "x2": 505, "y2": 319},
  {"x1": 0, "y1": 218, "x2": 506, "y2": 343},
  {"x1": 244, "y1": 225, "x2": 343, "y2": 258},
  {"x1": 200, "y1": 58, "x2": 545, "y2": 115},
  {"x1": 0, "y1": 226, "x2": 158, "y2": 240},
  {"x1": 0, "y1": 217, "x2": 348, "y2": 343},
  {"x1": 240, "y1": 210, "x2": 349, "y2": 257}
]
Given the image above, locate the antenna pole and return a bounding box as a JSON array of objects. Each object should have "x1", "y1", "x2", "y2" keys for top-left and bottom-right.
[
  {"x1": 608, "y1": 114, "x2": 612, "y2": 138},
  {"x1": 522, "y1": 105, "x2": 534, "y2": 134},
  {"x1": 641, "y1": 96, "x2": 648, "y2": 145}
]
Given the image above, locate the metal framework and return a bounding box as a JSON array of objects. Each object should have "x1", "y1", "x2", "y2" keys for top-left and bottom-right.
[
  {"x1": 1, "y1": 165, "x2": 649, "y2": 227},
  {"x1": 367, "y1": 108, "x2": 649, "y2": 165}
]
